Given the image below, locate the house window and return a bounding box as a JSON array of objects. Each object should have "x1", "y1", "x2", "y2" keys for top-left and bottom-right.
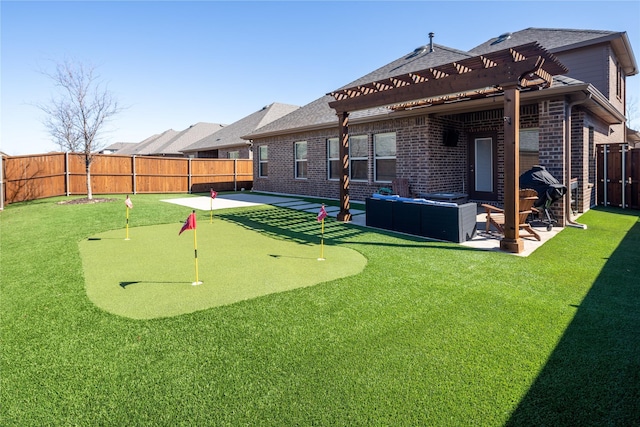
[
  {"x1": 294, "y1": 141, "x2": 307, "y2": 179},
  {"x1": 519, "y1": 128, "x2": 539, "y2": 172},
  {"x1": 374, "y1": 132, "x2": 396, "y2": 182},
  {"x1": 327, "y1": 137, "x2": 339, "y2": 180},
  {"x1": 616, "y1": 63, "x2": 623, "y2": 100},
  {"x1": 258, "y1": 145, "x2": 268, "y2": 177},
  {"x1": 349, "y1": 135, "x2": 368, "y2": 181},
  {"x1": 227, "y1": 151, "x2": 240, "y2": 159}
]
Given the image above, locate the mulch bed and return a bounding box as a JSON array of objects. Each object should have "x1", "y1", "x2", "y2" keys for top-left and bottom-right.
[{"x1": 57, "y1": 198, "x2": 119, "y2": 205}]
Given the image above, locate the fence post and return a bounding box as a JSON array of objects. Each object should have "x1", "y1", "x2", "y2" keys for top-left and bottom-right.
[
  {"x1": 603, "y1": 144, "x2": 608, "y2": 206},
  {"x1": 188, "y1": 157, "x2": 192, "y2": 194},
  {"x1": 234, "y1": 159, "x2": 237, "y2": 191},
  {"x1": 0, "y1": 154, "x2": 4, "y2": 211},
  {"x1": 132, "y1": 155, "x2": 137, "y2": 194},
  {"x1": 622, "y1": 144, "x2": 627, "y2": 208},
  {"x1": 65, "y1": 152, "x2": 70, "y2": 196}
]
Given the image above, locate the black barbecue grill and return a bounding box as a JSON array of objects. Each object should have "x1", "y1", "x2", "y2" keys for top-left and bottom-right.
[{"x1": 519, "y1": 165, "x2": 567, "y2": 231}]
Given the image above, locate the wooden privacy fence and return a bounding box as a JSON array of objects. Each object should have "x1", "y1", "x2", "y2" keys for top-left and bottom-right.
[
  {"x1": 0, "y1": 153, "x2": 253, "y2": 207},
  {"x1": 597, "y1": 143, "x2": 640, "y2": 210}
]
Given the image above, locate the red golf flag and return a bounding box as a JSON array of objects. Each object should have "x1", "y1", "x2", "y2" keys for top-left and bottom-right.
[
  {"x1": 317, "y1": 204, "x2": 327, "y2": 222},
  {"x1": 125, "y1": 195, "x2": 133, "y2": 209},
  {"x1": 210, "y1": 189, "x2": 217, "y2": 199},
  {"x1": 179, "y1": 211, "x2": 197, "y2": 235}
]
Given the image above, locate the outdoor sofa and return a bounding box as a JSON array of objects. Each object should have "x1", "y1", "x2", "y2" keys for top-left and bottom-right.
[{"x1": 365, "y1": 194, "x2": 477, "y2": 243}]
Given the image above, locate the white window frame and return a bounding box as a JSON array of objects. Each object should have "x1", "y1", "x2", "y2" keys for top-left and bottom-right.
[
  {"x1": 327, "y1": 137, "x2": 339, "y2": 181},
  {"x1": 349, "y1": 135, "x2": 368, "y2": 182},
  {"x1": 373, "y1": 132, "x2": 396, "y2": 183},
  {"x1": 227, "y1": 151, "x2": 240, "y2": 159},
  {"x1": 294, "y1": 141, "x2": 308, "y2": 179},
  {"x1": 258, "y1": 145, "x2": 268, "y2": 178}
]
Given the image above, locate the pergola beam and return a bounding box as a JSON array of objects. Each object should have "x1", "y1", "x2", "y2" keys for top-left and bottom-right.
[{"x1": 329, "y1": 56, "x2": 547, "y2": 114}]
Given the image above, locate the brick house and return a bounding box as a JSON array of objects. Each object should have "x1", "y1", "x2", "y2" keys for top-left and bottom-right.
[{"x1": 245, "y1": 28, "x2": 637, "y2": 229}]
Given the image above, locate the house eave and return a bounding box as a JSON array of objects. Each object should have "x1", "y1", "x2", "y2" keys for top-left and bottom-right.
[
  {"x1": 182, "y1": 141, "x2": 250, "y2": 153},
  {"x1": 242, "y1": 123, "x2": 337, "y2": 140}
]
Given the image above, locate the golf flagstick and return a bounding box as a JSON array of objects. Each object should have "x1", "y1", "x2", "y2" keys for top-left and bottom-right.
[
  {"x1": 319, "y1": 218, "x2": 325, "y2": 260},
  {"x1": 124, "y1": 195, "x2": 133, "y2": 240},
  {"x1": 209, "y1": 188, "x2": 217, "y2": 223},
  {"x1": 317, "y1": 204, "x2": 327, "y2": 261},
  {"x1": 193, "y1": 221, "x2": 201, "y2": 285},
  {"x1": 179, "y1": 210, "x2": 202, "y2": 285}
]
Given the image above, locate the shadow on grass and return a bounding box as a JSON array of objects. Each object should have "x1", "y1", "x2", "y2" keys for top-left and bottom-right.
[
  {"x1": 506, "y1": 217, "x2": 640, "y2": 426},
  {"x1": 217, "y1": 205, "x2": 477, "y2": 251},
  {"x1": 218, "y1": 206, "x2": 364, "y2": 246},
  {"x1": 119, "y1": 281, "x2": 191, "y2": 288}
]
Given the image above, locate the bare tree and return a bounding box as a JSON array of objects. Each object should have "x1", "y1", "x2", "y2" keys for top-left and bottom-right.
[
  {"x1": 38, "y1": 59, "x2": 121, "y2": 199},
  {"x1": 628, "y1": 95, "x2": 639, "y2": 131}
]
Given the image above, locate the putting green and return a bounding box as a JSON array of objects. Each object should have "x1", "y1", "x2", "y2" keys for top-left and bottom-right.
[{"x1": 80, "y1": 219, "x2": 367, "y2": 319}]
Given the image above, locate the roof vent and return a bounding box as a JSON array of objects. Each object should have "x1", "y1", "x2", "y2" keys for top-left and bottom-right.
[
  {"x1": 491, "y1": 32, "x2": 512, "y2": 45},
  {"x1": 407, "y1": 46, "x2": 427, "y2": 59},
  {"x1": 406, "y1": 32, "x2": 435, "y2": 59}
]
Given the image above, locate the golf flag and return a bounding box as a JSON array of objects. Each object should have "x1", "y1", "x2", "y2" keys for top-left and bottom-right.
[
  {"x1": 210, "y1": 188, "x2": 217, "y2": 223},
  {"x1": 179, "y1": 211, "x2": 201, "y2": 285},
  {"x1": 125, "y1": 195, "x2": 133, "y2": 240},
  {"x1": 317, "y1": 204, "x2": 328, "y2": 222},
  {"x1": 179, "y1": 211, "x2": 197, "y2": 235},
  {"x1": 317, "y1": 204, "x2": 327, "y2": 260}
]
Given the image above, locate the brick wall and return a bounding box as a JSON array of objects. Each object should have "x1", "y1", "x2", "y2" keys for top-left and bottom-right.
[
  {"x1": 253, "y1": 106, "x2": 541, "y2": 202},
  {"x1": 219, "y1": 146, "x2": 252, "y2": 160}
]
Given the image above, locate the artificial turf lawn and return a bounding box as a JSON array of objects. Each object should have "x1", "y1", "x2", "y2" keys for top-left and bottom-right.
[
  {"x1": 80, "y1": 221, "x2": 366, "y2": 319},
  {"x1": 1, "y1": 193, "x2": 639, "y2": 426}
]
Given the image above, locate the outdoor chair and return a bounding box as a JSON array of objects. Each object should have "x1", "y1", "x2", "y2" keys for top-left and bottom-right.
[
  {"x1": 481, "y1": 189, "x2": 541, "y2": 241},
  {"x1": 392, "y1": 178, "x2": 411, "y2": 198}
]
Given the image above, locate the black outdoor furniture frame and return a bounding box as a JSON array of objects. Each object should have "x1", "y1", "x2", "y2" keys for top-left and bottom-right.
[{"x1": 365, "y1": 195, "x2": 477, "y2": 243}]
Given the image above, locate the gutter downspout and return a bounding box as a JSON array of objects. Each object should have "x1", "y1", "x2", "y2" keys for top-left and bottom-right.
[
  {"x1": 0, "y1": 154, "x2": 4, "y2": 211},
  {"x1": 565, "y1": 92, "x2": 591, "y2": 229}
]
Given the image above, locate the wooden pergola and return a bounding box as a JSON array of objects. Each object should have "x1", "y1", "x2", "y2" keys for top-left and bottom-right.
[{"x1": 327, "y1": 42, "x2": 567, "y2": 253}]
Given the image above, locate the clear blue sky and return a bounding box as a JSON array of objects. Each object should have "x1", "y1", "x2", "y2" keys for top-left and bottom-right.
[{"x1": 2, "y1": 0, "x2": 639, "y2": 155}]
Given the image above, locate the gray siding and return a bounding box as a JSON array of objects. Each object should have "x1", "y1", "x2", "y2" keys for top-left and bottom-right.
[{"x1": 556, "y1": 45, "x2": 610, "y2": 96}]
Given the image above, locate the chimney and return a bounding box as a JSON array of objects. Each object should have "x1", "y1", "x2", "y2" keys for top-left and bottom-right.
[{"x1": 429, "y1": 32, "x2": 435, "y2": 52}]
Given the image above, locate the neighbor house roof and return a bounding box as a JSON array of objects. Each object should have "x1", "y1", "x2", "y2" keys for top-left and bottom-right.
[
  {"x1": 148, "y1": 122, "x2": 225, "y2": 156},
  {"x1": 182, "y1": 103, "x2": 299, "y2": 153},
  {"x1": 101, "y1": 142, "x2": 137, "y2": 154},
  {"x1": 117, "y1": 129, "x2": 180, "y2": 156}
]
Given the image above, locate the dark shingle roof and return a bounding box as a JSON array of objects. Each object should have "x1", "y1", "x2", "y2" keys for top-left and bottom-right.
[
  {"x1": 117, "y1": 129, "x2": 179, "y2": 155},
  {"x1": 102, "y1": 142, "x2": 137, "y2": 153},
  {"x1": 469, "y1": 28, "x2": 620, "y2": 55},
  {"x1": 182, "y1": 103, "x2": 299, "y2": 152},
  {"x1": 246, "y1": 44, "x2": 472, "y2": 138},
  {"x1": 150, "y1": 122, "x2": 225, "y2": 156}
]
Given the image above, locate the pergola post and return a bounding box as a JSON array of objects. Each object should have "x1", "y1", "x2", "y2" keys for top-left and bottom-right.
[
  {"x1": 337, "y1": 111, "x2": 352, "y2": 222},
  {"x1": 500, "y1": 85, "x2": 523, "y2": 253}
]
